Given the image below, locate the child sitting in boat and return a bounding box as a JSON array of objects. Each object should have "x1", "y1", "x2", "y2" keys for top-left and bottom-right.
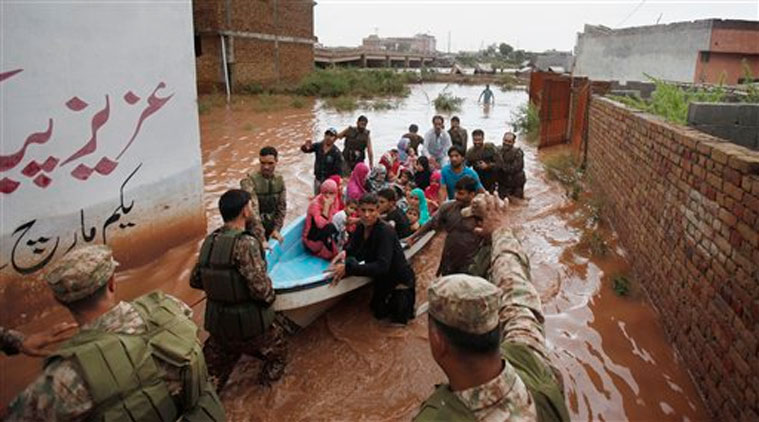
[
  {"x1": 378, "y1": 188, "x2": 413, "y2": 239},
  {"x1": 407, "y1": 206, "x2": 421, "y2": 232},
  {"x1": 408, "y1": 188, "x2": 431, "y2": 226},
  {"x1": 332, "y1": 198, "x2": 359, "y2": 249},
  {"x1": 303, "y1": 179, "x2": 341, "y2": 260},
  {"x1": 424, "y1": 170, "x2": 442, "y2": 214}
]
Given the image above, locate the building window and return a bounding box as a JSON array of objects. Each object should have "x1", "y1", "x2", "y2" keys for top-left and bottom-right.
[
  {"x1": 700, "y1": 52, "x2": 710, "y2": 63},
  {"x1": 195, "y1": 35, "x2": 203, "y2": 57}
]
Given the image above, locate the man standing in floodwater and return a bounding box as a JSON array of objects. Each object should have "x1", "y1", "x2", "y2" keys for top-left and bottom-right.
[
  {"x1": 241, "y1": 146, "x2": 286, "y2": 243},
  {"x1": 338, "y1": 115, "x2": 374, "y2": 173},
  {"x1": 403, "y1": 124, "x2": 425, "y2": 155},
  {"x1": 407, "y1": 176, "x2": 485, "y2": 277},
  {"x1": 301, "y1": 128, "x2": 344, "y2": 195},
  {"x1": 448, "y1": 116, "x2": 468, "y2": 152},
  {"x1": 478, "y1": 84, "x2": 495, "y2": 105},
  {"x1": 439, "y1": 145, "x2": 485, "y2": 202},
  {"x1": 466, "y1": 129, "x2": 498, "y2": 193},
  {"x1": 9, "y1": 246, "x2": 225, "y2": 421},
  {"x1": 423, "y1": 115, "x2": 452, "y2": 168},
  {"x1": 497, "y1": 131, "x2": 526, "y2": 199},
  {"x1": 191, "y1": 189, "x2": 288, "y2": 391},
  {"x1": 414, "y1": 193, "x2": 569, "y2": 422}
]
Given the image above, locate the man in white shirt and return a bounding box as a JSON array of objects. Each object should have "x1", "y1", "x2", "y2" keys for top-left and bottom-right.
[{"x1": 423, "y1": 115, "x2": 452, "y2": 169}]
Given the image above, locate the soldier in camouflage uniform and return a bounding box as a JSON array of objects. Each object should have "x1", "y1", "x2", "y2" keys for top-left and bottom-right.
[
  {"x1": 240, "y1": 146, "x2": 287, "y2": 243},
  {"x1": 7, "y1": 245, "x2": 225, "y2": 421},
  {"x1": 190, "y1": 189, "x2": 288, "y2": 391},
  {"x1": 414, "y1": 193, "x2": 569, "y2": 422},
  {"x1": 465, "y1": 129, "x2": 498, "y2": 193},
  {"x1": 337, "y1": 115, "x2": 374, "y2": 173},
  {"x1": 496, "y1": 132, "x2": 526, "y2": 199}
]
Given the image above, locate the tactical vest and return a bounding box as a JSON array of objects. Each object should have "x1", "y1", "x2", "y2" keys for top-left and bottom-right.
[
  {"x1": 249, "y1": 172, "x2": 285, "y2": 231},
  {"x1": 45, "y1": 291, "x2": 226, "y2": 422},
  {"x1": 344, "y1": 126, "x2": 370, "y2": 165},
  {"x1": 197, "y1": 228, "x2": 275, "y2": 341},
  {"x1": 414, "y1": 343, "x2": 569, "y2": 422}
]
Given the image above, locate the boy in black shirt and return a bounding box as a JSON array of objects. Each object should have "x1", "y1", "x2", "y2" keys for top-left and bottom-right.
[{"x1": 378, "y1": 188, "x2": 413, "y2": 239}]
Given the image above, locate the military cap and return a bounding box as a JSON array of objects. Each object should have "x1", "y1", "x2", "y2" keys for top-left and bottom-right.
[
  {"x1": 44, "y1": 245, "x2": 118, "y2": 303},
  {"x1": 428, "y1": 274, "x2": 501, "y2": 335}
]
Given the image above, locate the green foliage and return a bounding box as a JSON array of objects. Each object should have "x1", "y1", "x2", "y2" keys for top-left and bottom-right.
[
  {"x1": 498, "y1": 74, "x2": 520, "y2": 91},
  {"x1": 578, "y1": 230, "x2": 609, "y2": 257},
  {"x1": 611, "y1": 275, "x2": 631, "y2": 297},
  {"x1": 499, "y1": 43, "x2": 514, "y2": 57},
  {"x1": 366, "y1": 98, "x2": 397, "y2": 111},
  {"x1": 433, "y1": 92, "x2": 464, "y2": 112},
  {"x1": 239, "y1": 82, "x2": 265, "y2": 95},
  {"x1": 324, "y1": 96, "x2": 359, "y2": 112},
  {"x1": 295, "y1": 69, "x2": 409, "y2": 98},
  {"x1": 543, "y1": 152, "x2": 582, "y2": 197},
  {"x1": 512, "y1": 102, "x2": 540, "y2": 135},
  {"x1": 740, "y1": 59, "x2": 759, "y2": 103},
  {"x1": 608, "y1": 75, "x2": 727, "y2": 124}
]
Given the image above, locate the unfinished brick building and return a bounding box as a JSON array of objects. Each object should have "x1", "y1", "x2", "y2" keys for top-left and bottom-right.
[{"x1": 193, "y1": 0, "x2": 315, "y2": 92}]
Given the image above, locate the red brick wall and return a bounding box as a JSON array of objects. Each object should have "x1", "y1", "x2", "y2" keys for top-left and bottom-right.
[
  {"x1": 193, "y1": 0, "x2": 314, "y2": 91},
  {"x1": 587, "y1": 96, "x2": 759, "y2": 421}
]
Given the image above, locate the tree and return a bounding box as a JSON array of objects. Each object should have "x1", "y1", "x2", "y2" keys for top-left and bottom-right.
[{"x1": 499, "y1": 43, "x2": 513, "y2": 57}]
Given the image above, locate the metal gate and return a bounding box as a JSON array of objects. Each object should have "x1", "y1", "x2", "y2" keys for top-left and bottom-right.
[{"x1": 539, "y1": 76, "x2": 571, "y2": 148}]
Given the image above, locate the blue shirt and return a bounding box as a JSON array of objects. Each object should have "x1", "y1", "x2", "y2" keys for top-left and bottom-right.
[{"x1": 440, "y1": 164, "x2": 483, "y2": 199}]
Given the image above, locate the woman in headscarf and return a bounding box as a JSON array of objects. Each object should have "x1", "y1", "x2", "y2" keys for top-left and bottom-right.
[
  {"x1": 413, "y1": 156, "x2": 432, "y2": 190},
  {"x1": 379, "y1": 149, "x2": 400, "y2": 181},
  {"x1": 408, "y1": 188, "x2": 431, "y2": 225},
  {"x1": 424, "y1": 170, "x2": 442, "y2": 214},
  {"x1": 347, "y1": 162, "x2": 369, "y2": 201},
  {"x1": 367, "y1": 165, "x2": 389, "y2": 193},
  {"x1": 327, "y1": 174, "x2": 345, "y2": 211},
  {"x1": 397, "y1": 137, "x2": 411, "y2": 162},
  {"x1": 302, "y1": 179, "x2": 341, "y2": 260}
]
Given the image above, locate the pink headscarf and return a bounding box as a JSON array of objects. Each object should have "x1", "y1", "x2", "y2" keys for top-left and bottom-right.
[
  {"x1": 347, "y1": 162, "x2": 369, "y2": 201},
  {"x1": 327, "y1": 174, "x2": 345, "y2": 211},
  {"x1": 425, "y1": 170, "x2": 442, "y2": 202}
]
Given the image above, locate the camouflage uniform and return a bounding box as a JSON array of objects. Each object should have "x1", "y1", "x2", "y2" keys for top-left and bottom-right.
[
  {"x1": 241, "y1": 171, "x2": 287, "y2": 240},
  {"x1": 7, "y1": 246, "x2": 224, "y2": 421},
  {"x1": 1, "y1": 326, "x2": 23, "y2": 355},
  {"x1": 190, "y1": 228, "x2": 288, "y2": 390},
  {"x1": 414, "y1": 227, "x2": 568, "y2": 422},
  {"x1": 466, "y1": 143, "x2": 499, "y2": 193},
  {"x1": 496, "y1": 145, "x2": 526, "y2": 199},
  {"x1": 449, "y1": 126, "x2": 469, "y2": 151}
]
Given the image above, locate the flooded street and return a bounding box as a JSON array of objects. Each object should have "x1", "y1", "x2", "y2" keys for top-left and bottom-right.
[
  {"x1": 0, "y1": 84, "x2": 708, "y2": 420},
  {"x1": 193, "y1": 84, "x2": 708, "y2": 420}
]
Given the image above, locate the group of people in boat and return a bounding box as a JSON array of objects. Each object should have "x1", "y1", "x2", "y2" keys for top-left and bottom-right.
[
  {"x1": 2, "y1": 108, "x2": 571, "y2": 421},
  {"x1": 298, "y1": 114, "x2": 528, "y2": 325}
]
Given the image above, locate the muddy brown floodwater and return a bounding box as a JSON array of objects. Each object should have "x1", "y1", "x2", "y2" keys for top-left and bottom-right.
[{"x1": 1, "y1": 84, "x2": 709, "y2": 420}]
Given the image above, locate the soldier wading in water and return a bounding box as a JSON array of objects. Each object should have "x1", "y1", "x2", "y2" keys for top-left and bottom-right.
[
  {"x1": 191, "y1": 189, "x2": 288, "y2": 391},
  {"x1": 414, "y1": 193, "x2": 569, "y2": 422},
  {"x1": 241, "y1": 146, "x2": 287, "y2": 244}
]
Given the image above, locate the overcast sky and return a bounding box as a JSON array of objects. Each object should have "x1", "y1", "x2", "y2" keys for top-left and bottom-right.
[{"x1": 314, "y1": 1, "x2": 759, "y2": 52}]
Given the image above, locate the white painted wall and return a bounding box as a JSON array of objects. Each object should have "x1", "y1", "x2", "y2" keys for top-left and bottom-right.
[
  {"x1": 573, "y1": 21, "x2": 713, "y2": 83},
  {"x1": 0, "y1": 2, "x2": 205, "y2": 277}
]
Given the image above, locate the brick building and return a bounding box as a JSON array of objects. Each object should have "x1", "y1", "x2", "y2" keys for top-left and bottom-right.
[
  {"x1": 193, "y1": 0, "x2": 315, "y2": 92},
  {"x1": 574, "y1": 19, "x2": 759, "y2": 85}
]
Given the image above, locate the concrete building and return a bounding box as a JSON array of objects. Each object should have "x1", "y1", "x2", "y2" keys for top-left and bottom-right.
[
  {"x1": 573, "y1": 19, "x2": 759, "y2": 85},
  {"x1": 361, "y1": 34, "x2": 436, "y2": 54},
  {"x1": 534, "y1": 50, "x2": 574, "y2": 72},
  {"x1": 193, "y1": 0, "x2": 316, "y2": 92}
]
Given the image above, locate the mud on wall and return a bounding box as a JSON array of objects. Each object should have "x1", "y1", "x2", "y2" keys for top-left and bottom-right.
[
  {"x1": 586, "y1": 97, "x2": 759, "y2": 421},
  {"x1": 0, "y1": 2, "x2": 206, "y2": 326}
]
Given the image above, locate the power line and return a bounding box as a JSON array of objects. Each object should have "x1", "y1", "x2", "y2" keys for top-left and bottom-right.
[{"x1": 616, "y1": 0, "x2": 647, "y2": 27}]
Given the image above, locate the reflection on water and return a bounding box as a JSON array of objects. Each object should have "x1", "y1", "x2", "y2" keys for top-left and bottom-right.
[{"x1": 1, "y1": 84, "x2": 708, "y2": 420}]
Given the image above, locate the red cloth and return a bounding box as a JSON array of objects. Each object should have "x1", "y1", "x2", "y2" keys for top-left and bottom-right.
[{"x1": 302, "y1": 179, "x2": 340, "y2": 259}]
